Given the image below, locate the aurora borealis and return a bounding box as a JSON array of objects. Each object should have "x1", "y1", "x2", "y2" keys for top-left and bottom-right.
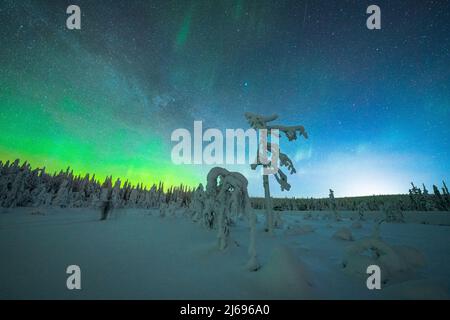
[{"x1": 0, "y1": 0, "x2": 449, "y2": 197}]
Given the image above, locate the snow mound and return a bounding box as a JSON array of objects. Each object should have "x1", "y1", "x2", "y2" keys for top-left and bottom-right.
[
  {"x1": 257, "y1": 245, "x2": 314, "y2": 298},
  {"x1": 333, "y1": 227, "x2": 354, "y2": 241},
  {"x1": 30, "y1": 210, "x2": 45, "y2": 216},
  {"x1": 351, "y1": 221, "x2": 362, "y2": 229},
  {"x1": 342, "y1": 237, "x2": 425, "y2": 283},
  {"x1": 284, "y1": 225, "x2": 315, "y2": 236},
  {"x1": 393, "y1": 245, "x2": 426, "y2": 269},
  {"x1": 383, "y1": 279, "x2": 450, "y2": 300}
]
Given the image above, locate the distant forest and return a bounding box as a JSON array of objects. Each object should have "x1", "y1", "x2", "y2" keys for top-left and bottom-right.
[
  {"x1": 251, "y1": 182, "x2": 450, "y2": 212},
  {"x1": 1, "y1": 159, "x2": 449, "y2": 212}
]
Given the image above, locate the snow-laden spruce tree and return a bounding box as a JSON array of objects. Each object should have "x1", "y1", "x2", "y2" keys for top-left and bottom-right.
[
  {"x1": 110, "y1": 178, "x2": 122, "y2": 208},
  {"x1": 99, "y1": 176, "x2": 113, "y2": 220},
  {"x1": 32, "y1": 180, "x2": 52, "y2": 207},
  {"x1": 190, "y1": 183, "x2": 206, "y2": 222},
  {"x1": 442, "y1": 181, "x2": 450, "y2": 210},
  {"x1": 245, "y1": 112, "x2": 308, "y2": 234},
  {"x1": 329, "y1": 189, "x2": 341, "y2": 221},
  {"x1": 53, "y1": 178, "x2": 70, "y2": 208}
]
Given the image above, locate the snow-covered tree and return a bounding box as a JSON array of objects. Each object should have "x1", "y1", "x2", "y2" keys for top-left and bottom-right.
[
  {"x1": 383, "y1": 201, "x2": 404, "y2": 223},
  {"x1": 53, "y1": 178, "x2": 70, "y2": 208},
  {"x1": 357, "y1": 201, "x2": 368, "y2": 221},
  {"x1": 110, "y1": 178, "x2": 122, "y2": 209},
  {"x1": 245, "y1": 112, "x2": 308, "y2": 234},
  {"x1": 202, "y1": 167, "x2": 260, "y2": 271},
  {"x1": 328, "y1": 189, "x2": 341, "y2": 221},
  {"x1": 190, "y1": 183, "x2": 206, "y2": 222},
  {"x1": 0, "y1": 159, "x2": 191, "y2": 211},
  {"x1": 442, "y1": 181, "x2": 450, "y2": 210}
]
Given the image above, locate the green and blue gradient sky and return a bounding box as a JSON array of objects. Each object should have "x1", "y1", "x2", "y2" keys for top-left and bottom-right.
[{"x1": 0, "y1": 0, "x2": 449, "y2": 197}]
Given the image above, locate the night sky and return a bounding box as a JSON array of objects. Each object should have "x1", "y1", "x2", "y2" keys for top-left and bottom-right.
[{"x1": 0, "y1": 0, "x2": 449, "y2": 197}]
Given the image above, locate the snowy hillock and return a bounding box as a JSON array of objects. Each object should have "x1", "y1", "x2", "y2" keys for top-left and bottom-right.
[
  {"x1": 255, "y1": 245, "x2": 315, "y2": 299},
  {"x1": 333, "y1": 227, "x2": 354, "y2": 241},
  {"x1": 284, "y1": 224, "x2": 315, "y2": 236},
  {"x1": 342, "y1": 236, "x2": 425, "y2": 284}
]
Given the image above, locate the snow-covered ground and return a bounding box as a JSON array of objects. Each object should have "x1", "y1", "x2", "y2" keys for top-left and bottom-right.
[{"x1": 1, "y1": 207, "x2": 449, "y2": 299}]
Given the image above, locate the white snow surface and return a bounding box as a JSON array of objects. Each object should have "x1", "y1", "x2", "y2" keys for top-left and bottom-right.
[{"x1": 0, "y1": 208, "x2": 449, "y2": 299}]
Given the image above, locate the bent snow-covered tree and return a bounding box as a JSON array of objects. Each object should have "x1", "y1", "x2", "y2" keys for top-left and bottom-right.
[
  {"x1": 245, "y1": 112, "x2": 308, "y2": 234},
  {"x1": 192, "y1": 167, "x2": 259, "y2": 271}
]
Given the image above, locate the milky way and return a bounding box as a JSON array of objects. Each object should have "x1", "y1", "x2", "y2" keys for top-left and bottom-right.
[{"x1": 0, "y1": 0, "x2": 449, "y2": 197}]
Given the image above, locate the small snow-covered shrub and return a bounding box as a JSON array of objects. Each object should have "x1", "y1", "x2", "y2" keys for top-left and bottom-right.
[
  {"x1": 30, "y1": 210, "x2": 45, "y2": 216},
  {"x1": 284, "y1": 225, "x2": 315, "y2": 236},
  {"x1": 333, "y1": 227, "x2": 354, "y2": 241},
  {"x1": 351, "y1": 221, "x2": 362, "y2": 229}
]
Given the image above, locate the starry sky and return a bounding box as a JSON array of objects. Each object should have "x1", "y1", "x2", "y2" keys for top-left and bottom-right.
[{"x1": 0, "y1": 0, "x2": 449, "y2": 197}]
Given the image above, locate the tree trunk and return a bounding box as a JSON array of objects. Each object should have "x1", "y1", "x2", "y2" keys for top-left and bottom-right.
[{"x1": 263, "y1": 175, "x2": 274, "y2": 234}]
